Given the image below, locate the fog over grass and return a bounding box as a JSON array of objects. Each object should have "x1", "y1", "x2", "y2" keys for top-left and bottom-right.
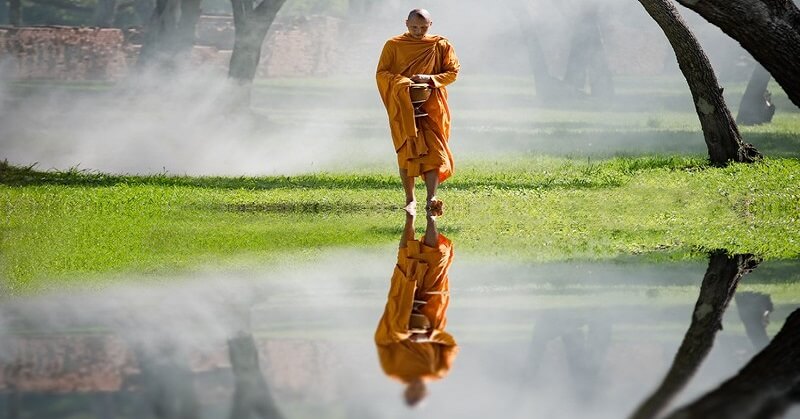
[{"x1": 1, "y1": 0, "x2": 797, "y2": 176}]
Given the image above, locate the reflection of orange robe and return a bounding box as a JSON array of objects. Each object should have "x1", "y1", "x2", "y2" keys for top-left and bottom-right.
[
  {"x1": 374, "y1": 235, "x2": 458, "y2": 383},
  {"x1": 376, "y1": 33, "x2": 460, "y2": 183}
]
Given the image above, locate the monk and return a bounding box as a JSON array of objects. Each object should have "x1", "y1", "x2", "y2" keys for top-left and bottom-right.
[
  {"x1": 376, "y1": 8, "x2": 461, "y2": 216},
  {"x1": 374, "y1": 211, "x2": 458, "y2": 407}
]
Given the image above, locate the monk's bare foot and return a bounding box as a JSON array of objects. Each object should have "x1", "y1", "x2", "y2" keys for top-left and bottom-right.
[
  {"x1": 425, "y1": 198, "x2": 443, "y2": 217},
  {"x1": 403, "y1": 201, "x2": 417, "y2": 215}
]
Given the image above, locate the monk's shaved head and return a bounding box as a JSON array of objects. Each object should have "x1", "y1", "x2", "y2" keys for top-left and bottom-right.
[
  {"x1": 405, "y1": 8, "x2": 432, "y2": 39},
  {"x1": 407, "y1": 8, "x2": 432, "y2": 22}
]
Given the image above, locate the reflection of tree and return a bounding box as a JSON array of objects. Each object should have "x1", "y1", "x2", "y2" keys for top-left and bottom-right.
[
  {"x1": 228, "y1": 333, "x2": 284, "y2": 419},
  {"x1": 664, "y1": 308, "x2": 800, "y2": 419},
  {"x1": 524, "y1": 312, "x2": 612, "y2": 403},
  {"x1": 135, "y1": 343, "x2": 199, "y2": 419},
  {"x1": 629, "y1": 252, "x2": 760, "y2": 419},
  {"x1": 735, "y1": 291, "x2": 773, "y2": 351}
]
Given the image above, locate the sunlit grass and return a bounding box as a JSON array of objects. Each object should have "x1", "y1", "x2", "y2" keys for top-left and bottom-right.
[{"x1": 2, "y1": 156, "x2": 798, "y2": 292}]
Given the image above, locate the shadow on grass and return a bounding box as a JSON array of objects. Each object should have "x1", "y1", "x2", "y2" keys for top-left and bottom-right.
[{"x1": 214, "y1": 201, "x2": 399, "y2": 214}]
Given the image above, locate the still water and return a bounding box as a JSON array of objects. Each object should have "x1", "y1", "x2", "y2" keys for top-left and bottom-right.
[{"x1": 1, "y1": 219, "x2": 799, "y2": 418}]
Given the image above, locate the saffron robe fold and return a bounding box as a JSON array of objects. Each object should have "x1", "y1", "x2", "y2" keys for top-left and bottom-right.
[
  {"x1": 374, "y1": 234, "x2": 458, "y2": 383},
  {"x1": 376, "y1": 33, "x2": 460, "y2": 183}
]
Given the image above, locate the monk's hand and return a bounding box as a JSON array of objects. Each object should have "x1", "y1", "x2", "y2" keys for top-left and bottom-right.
[{"x1": 411, "y1": 74, "x2": 433, "y2": 85}]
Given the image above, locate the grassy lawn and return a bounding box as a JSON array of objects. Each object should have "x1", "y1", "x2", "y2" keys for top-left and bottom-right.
[
  {"x1": 1, "y1": 76, "x2": 798, "y2": 292},
  {"x1": 2, "y1": 155, "x2": 798, "y2": 292}
]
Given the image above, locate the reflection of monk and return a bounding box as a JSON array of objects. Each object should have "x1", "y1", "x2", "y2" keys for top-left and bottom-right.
[
  {"x1": 376, "y1": 8, "x2": 460, "y2": 215},
  {"x1": 374, "y1": 212, "x2": 457, "y2": 407}
]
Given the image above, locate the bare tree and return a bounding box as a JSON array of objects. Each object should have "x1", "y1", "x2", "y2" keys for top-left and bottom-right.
[
  {"x1": 675, "y1": 0, "x2": 800, "y2": 107},
  {"x1": 228, "y1": 0, "x2": 287, "y2": 107},
  {"x1": 637, "y1": 0, "x2": 761, "y2": 166}
]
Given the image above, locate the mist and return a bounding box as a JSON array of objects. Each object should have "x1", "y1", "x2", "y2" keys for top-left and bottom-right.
[
  {"x1": 1, "y1": 0, "x2": 783, "y2": 176},
  {"x1": 2, "y1": 250, "x2": 798, "y2": 418}
]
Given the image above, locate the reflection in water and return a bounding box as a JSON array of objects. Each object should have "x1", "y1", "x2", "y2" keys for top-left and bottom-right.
[
  {"x1": 374, "y1": 213, "x2": 457, "y2": 407},
  {"x1": 664, "y1": 308, "x2": 800, "y2": 419},
  {"x1": 2, "y1": 249, "x2": 800, "y2": 418},
  {"x1": 630, "y1": 252, "x2": 760, "y2": 419}
]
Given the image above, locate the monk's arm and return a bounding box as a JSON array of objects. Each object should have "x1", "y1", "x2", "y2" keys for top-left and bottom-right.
[
  {"x1": 376, "y1": 42, "x2": 411, "y2": 86},
  {"x1": 431, "y1": 41, "x2": 460, "y2": 88},
  {"x1": 374, "y1": 268, "x2": 417, "y2": 345}
]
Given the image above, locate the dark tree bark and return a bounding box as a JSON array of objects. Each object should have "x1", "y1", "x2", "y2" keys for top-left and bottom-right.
[
  {"x1": 736, "y1": 64, "x2": 776, "y2": 126},
  {"x1": 629, "y1": 252, "x2": 760, "y2": 419},
  {"x1": 675, "y1": 0, "x2": 800, "y2": 108},
  {"x1": 228, "y1": 0, "x2": 287, "y2": 108},
  {"x1": 137, "y1": 0, "x2": 201, "y2": 70},
  {"x1": 8, "y1": 0, "x2": 20, "y2": 25},
  {"x1": 664, "y1": 308, "x2": 800, "y2": 419},
  {"x1": 735, "y1": 291, "x2": 773, "y2": 351},
  {"x1": 563, "y1": 8, "x2": 614, "y2": 99},
  {"x1": 638, "y1": 0, "x2": 761, "y2": 166},
  {"x1": 228, "y1": 333, "x2": 284, "y2": 419},
  {"x1": 93, "y1": 0, "x2": 118, "y2": 26}
]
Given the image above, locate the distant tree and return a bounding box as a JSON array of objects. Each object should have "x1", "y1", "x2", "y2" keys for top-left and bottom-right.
[
  {"x1": 676, "y1": 0, "x2": 800, "y2": 108},
  {"x1": 637, "y1": 0, "x2": 761, "y2": 166},
  {"x1": 92, "y1": 0, "x2": 118, "y2": 26},
  {"x1": 562, "y1": 7, "x2": 614, "y2": 99},
  {"x1": 736, "y1": 64, "x2": 776, "y2": 126},
  {"x1": 511, "y1": 1, "x2": 614, "y2": 101},
  {"x1": 9, "y1": 0, "x2": 21, "y2": 25},
  {"x1": 137, "y1": 0, "x2": 202, "y2": 70},
  {"x1": 227, "y1": 0, "x2": 286, "y2": 107}
]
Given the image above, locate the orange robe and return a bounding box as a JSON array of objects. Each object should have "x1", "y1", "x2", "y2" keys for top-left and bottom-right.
[
  {"x1": 374, "y1": 235, "x2": 458, "y2": 383},
  {"x1": 376, "y1": 33, "x2": 460, "y2": 183}
]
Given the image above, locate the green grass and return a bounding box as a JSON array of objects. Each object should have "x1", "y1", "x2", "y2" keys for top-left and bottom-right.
[{"x1": 2, "y1": 156, "x2": 799, "y2": 292}]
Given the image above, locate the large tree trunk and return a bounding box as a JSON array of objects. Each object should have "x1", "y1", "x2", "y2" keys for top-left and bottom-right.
[
  {"x1": 137, "y1": 0, "x2": 201, "y2": 70},
  {"x1": 8, "y1": 0, "x2": 20, "y2": 26},
  {"x1": 629, "y1": 252, "x2": 760, "y2": 419},
  {"x1": 664, "y1": 308, "x2": 800, "y2": 419},
  {"x1": 675, "y1": 0, "x2": 800, "y2": 108},
  {"x1": 93, "y1": 0, "x2": 118, "y2": 27},
  {"x1": 736, "y1": 64, "x2": 776, "y2": 126},
  {"x1": 638, "y1": 0, "x2": 761, "y2": 166},
  {"x1": 228, "y1": 0, "x2": 286, "y2": 108},
  {"x1": 228, "y1": 333, "x2": 284, "y2": 419}
]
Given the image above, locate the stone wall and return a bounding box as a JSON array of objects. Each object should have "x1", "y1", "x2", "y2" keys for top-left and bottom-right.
[{"x1": 0, "y1": 17, "x2": 671, "y2": 81}]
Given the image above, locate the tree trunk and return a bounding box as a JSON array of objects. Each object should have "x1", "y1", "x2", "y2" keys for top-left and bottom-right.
[
  {"x1": 563, "y1": 8, "x2": 614, "y2": 99},
  {"x1": 228, "y1": 333, "x2": 284, "y2": 419},
  {"x1": 228, "y1": 0, "x2": 287, "y2": 108},
  {"x1": 638, "y1": 0, "x2": 761, "y2": 166},
  {"x1": 93, "y1": 0, "x2": 118, "y2": 27},
  {"x1": 664, "y1": 308, "x2": 800, "y2": 419},
  {"x1": 675, "y1": 0, "x2": 800, "y2": 108},
  {"x1": 138, "y1": 0, "x2": 200, "y2": 70},
  {"x1": 736, "y1": 64, "x2": 776, "y2": 126},
  {"x1": 510, "y1": 1, "x2": 579, "y2": 102},
  {"x1": 735, "y1": 291, "x2": 773, "y2": 351},
  {"x1": 629, "y1": 252, "x2": 760, "y2": 419},
  {"x1": 8, "y1": 0, "x2": 20, "y2": 26}
]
